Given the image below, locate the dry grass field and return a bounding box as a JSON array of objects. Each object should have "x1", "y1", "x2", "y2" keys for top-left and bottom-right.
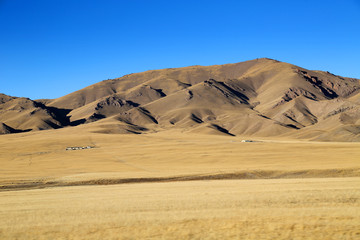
[
  {"x1": 1, "y1": 126, "x2": 360, "y2": 239},
  {"x1": 1, "y1": 125, "x2": 360, "y2": 187},
  {"x1": 0, "y1": 178, "x2": 359, "y2": 240}
]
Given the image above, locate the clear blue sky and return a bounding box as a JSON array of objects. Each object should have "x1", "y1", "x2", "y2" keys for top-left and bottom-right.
[{"x1": 1, "y1": 0, "x2": 360, "y2": 100}]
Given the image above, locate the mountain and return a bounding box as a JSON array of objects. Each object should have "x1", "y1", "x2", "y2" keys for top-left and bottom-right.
[
  {"x1": 0, "y1": 93, "x2": 71, "y2": 132},
  {"x1": 0, "y1": 122, "x2": 18, "y2": 134},
  {"x1": 1, "y1": 58, "x2": 360, "y2": 141}
]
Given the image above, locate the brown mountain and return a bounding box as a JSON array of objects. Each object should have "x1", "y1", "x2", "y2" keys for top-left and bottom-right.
[
  {"x1": 0, "y1": 122, "x2": 18, "y2": 134},
  {"x1": 1, "y1": 58, "x2": 360, "y2": 141}
]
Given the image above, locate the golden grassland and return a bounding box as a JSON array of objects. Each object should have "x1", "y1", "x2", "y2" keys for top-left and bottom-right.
[
  {"x1": 0, "y1": 178, "x2": 359, "y2": 240},
  {"x1": 1, "y1": 126, "x2": 360, "y2": 186},
  {"x1": 0, "y1": 127, "x2": 360, "y2": 239}
]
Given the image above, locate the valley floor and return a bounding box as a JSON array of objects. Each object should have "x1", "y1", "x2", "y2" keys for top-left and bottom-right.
[{"x1": 0, "y1": 127, "x2": 360, "y2": 239}]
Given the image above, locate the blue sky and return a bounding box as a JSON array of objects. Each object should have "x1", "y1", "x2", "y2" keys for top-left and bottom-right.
[{"x1": 1, "y1": 0, "x2": 360, "y2": 100}]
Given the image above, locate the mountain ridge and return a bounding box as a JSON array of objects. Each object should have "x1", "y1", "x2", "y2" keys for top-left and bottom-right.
[{"x1": 1, "y1": 58, "x2": 360, "y2": 141}]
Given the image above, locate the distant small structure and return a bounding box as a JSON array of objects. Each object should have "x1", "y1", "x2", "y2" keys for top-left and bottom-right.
[
  {"x1": 241, "y1": 140, "x2": 254, "y2": 143},
  {"x1": 66, "y1": 146, "x2": 94, "y2": 151}
]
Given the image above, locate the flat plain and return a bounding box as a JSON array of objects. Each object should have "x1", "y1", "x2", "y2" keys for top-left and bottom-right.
[
  {"x1": 0, "y1": 126, "x2": 360, "y2": 239},
  {"x1": 1, "y1": 178, "x2": 360, "y2": 240}
]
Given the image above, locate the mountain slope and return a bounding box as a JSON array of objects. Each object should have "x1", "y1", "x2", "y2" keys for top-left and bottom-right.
[
  {"x1": 1, "y1": 58, "x2": 359, "y2": 141},
  {"x1": 0, "y1": 122, "x2": 18, "y2": 134},
  {"x1": 0, "y1": 94, "x2": 71, "y2": 132}
]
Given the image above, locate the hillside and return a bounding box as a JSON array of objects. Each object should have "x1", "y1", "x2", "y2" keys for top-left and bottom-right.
[{"x1": 1, "y1": 58, "x2": 359, "y2": 141}]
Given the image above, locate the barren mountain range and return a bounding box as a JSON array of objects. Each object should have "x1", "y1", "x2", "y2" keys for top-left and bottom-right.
[{"x1": 1, "y1": 58, "x2": 360, "y2": 141}]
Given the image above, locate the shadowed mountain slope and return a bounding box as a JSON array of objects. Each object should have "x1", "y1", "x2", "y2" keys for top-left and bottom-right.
[
  {"x1": 1, "y1": 58, "x2": 359, "y2": 141},
  {"x1": 0, "y1": 122, "x2": 18, "y2": 134},
  {"x1": 0, "y1": 94, "x2": 72, "y2": 132}
]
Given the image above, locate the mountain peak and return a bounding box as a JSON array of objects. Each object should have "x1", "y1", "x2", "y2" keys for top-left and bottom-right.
[{"x1": 1, "y1": 59, "x2": 359, "y2": 141}]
